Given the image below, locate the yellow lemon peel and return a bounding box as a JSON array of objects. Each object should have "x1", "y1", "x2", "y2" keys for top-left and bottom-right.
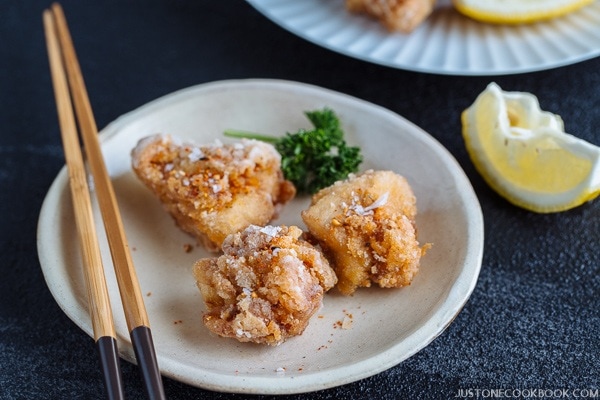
[
  {"x1": 462, "y1": 82, "x2": 600, "y2": 213},
  {"x1": 453, "y1": 0, "x2": 595, "y2": 24}
]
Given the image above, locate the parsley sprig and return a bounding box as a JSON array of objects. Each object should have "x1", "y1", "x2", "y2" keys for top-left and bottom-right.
[{"x1": 224, "y1": 108, "x2": 362, "y2": 194}]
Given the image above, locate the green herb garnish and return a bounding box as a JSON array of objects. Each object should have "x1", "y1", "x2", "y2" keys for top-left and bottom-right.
[{"x1": 224, "y1": 108, "x2": 362, "y2": 194}]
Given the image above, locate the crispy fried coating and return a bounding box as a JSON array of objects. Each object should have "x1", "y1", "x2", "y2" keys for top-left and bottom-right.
[
  {"x1": 131, "y1": 135, "x2": 296, "y2": 251},
  {"x1": 193, "y1": 225, "x2": 337, "y2": 346},
  {"x1": 302, "y1": 170, "x2": 430, "y2": 295},
  {"x1": 346, "y1": 0, "x2": 436, "y2": 33}
]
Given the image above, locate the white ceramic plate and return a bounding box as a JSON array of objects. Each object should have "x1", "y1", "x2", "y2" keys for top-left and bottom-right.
[
  {"x1": 37, "y1": 79, "x2": 483, "y2": 394},
  {"x1": 247, "y1": 0, "x2": 600, "y2": 75}
]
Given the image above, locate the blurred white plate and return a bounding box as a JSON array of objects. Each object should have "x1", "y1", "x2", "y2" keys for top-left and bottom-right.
[
  {"x1": 247, "y1": 0, "x2": 600, "y2": 75},
  {"x1": 37, "y1": 79, "x2": 483, "y2": 394}
]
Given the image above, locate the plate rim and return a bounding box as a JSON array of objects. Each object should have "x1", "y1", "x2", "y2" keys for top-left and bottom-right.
[{"x1": 37, "y1": 78, "x2": 484, "y2": 394}]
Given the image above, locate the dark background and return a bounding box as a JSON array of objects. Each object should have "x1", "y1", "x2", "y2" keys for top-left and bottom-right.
[{"x1": 1, "y1": 1, "x2": 599, "y2": 399}]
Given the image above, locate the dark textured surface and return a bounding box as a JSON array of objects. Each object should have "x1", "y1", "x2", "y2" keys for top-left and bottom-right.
[{"x1": 1, "y1": 1, "x2": 599, "y2": 399}]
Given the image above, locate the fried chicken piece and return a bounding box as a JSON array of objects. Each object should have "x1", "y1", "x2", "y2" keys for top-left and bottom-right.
[
  {"x1": 131, "y1": 134, "x2": 296, "y2": 251},
  {"x1": 193, "y1": 225, "x2": 337, "y2": 346},
  {"x1": 302, "y1": 170, "x2": 430, "y2": 295},
  {"x1": 346, "y1": 0, "x2": 436, "y2": 33}
]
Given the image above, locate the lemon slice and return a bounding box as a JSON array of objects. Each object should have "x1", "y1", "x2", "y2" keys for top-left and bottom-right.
[
  {"x1": 462, "y1": 82, "x2": 600, "y2": 213},
  {"x1": 453, "y1": 0, "x2": 595, "y2": 24}
]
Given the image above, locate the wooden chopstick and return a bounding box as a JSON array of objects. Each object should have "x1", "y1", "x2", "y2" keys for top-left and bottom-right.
[
  {"x1": 43, "y1": 8, "x2": 125, "y2": 400},
  {"x1": 44, "y1": 3, "x2": 166, "y2": 399}
]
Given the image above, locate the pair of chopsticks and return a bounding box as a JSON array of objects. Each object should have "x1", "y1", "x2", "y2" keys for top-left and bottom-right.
[{"x1": 43, "y1": 3, "x2": 166, "y2": 399}]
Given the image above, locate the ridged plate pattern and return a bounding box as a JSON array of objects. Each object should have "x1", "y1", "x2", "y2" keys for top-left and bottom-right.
[{"x1": 247, "y1": 0, "x2": 600, "y2": 75}]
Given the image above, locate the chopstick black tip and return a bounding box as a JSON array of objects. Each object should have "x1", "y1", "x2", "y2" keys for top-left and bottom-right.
[
  {"x1": 131, "y1": 326, "x2": 166, "y2": 400},
  {"x1": 96, "y1": 336, "x2": 125, "y2": 400}
]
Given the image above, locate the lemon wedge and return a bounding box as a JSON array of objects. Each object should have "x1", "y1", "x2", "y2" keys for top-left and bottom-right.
[
  {"x1": 453, "y1": 0, "x2": 594, "y2": 24},
  {"x1": 462, "y1": 82, "x2": 600, "y2": 213}
]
